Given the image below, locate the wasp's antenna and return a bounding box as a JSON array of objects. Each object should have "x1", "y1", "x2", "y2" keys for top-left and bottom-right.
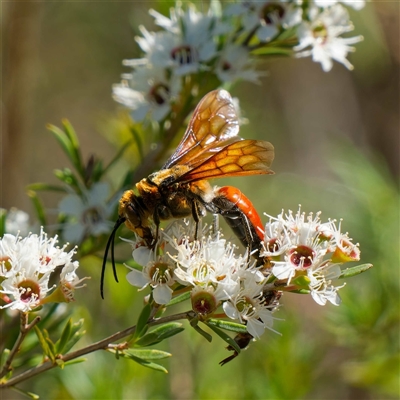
[{"x1": 101, "y1": 216, "x2": 126, "y2": 299}]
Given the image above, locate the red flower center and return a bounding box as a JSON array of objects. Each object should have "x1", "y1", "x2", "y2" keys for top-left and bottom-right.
[
  {"x1": 191, "y1": 290, "x2": 218, "y2": 316},
  {"x1": 171, "y1": 45, "x2": 196, "y2": 65},
  {"x1": 266, "y1": 238, "x2": 280, "y2": 253},
  {"x1": 149, "y1": 83, "x2": 170, "y2": 105},
  {"x1": 17, "y1": 279, "x2": 41, "y2": 303},
  {"x1": 289, "y1": 245, "x2": 315, "y2": 269}
]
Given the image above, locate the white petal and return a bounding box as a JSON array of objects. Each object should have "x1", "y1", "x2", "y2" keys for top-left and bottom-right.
[
  {"x1": 126, "y1": 269, "x2": 149, "y2": 289},
  {"x1": 88, "y1": 183, "x2": 110, "y2": 204},
  {"x1": 223, "y1": 301, "x2": 239, "y2": 320},
  {"x1": 59, "y1": 195, "x2": 84, "y2": 216},
  {"x1": 272, "y1": 263, "x2": 293, "y2": 280},
  {"x1": 326, "y1": 288, "x2": 342, "y2": 306},
  {"x1": 258, "y1": 309, "x2": 274, "y2": 328},
  {"x1": 132, "y1": 247, "x2": 153, "y2": 266},
  {"x1": 63, "y1": 223, "x2": 86, "y2": 243},
  {"x1": 152, "y1": 103, "x2": 171, "y2": 122},
  {"x1": 257, "y1": 25, "x2": 278, "y2": 42},
  {"x1": 311, "y1": 290, "x2": 327, "y2": 306},
  {"x1": 153, "y1": 285, "x2": 173, "y2": 305},
  {"x1": 246, "y1": 319, "x2": 265, "y2": 339}
]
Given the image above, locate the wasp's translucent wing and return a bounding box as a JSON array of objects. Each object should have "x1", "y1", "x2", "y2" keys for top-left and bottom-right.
[
  {"x1": 176, "y1": 140, "x2": 275, "y2": 182},
  {"x1": 162, "y1": 89, "x2": 241, "y2": 170}
]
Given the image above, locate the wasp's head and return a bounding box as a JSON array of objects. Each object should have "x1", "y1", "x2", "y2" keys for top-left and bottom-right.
[
  {"x1": 118, "y1": 190, "x2": 143, "y2": 232},
  {"x1": 101, "y1": 190, "x2": 154, "y2": 299},
  {"x1": 118, "y1": 190, "x2": 154, "y2": 241}
]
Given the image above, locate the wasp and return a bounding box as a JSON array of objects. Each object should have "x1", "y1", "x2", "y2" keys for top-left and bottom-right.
[{"x1": 101, "y1": 89, "x2": 274, "y2": 297}]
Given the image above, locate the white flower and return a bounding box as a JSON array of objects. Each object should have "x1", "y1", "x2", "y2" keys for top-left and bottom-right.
[
  {"x1": 171, "y1": 235, "x2": 242, "y2": 296},
  {"x1": 119, "y1": 4, "x2": 219, "y2": 83},
  {"x1": 307, "y1": 262, "x2": 345, "y2": 305},
  {"x1": 0, "y1": 257, "x2": 53, "y2": 312},
  {"x1": 261, "y1": 207, "x2": 360, "y2": 307},
  {"x1": 60, "y1": 261, "x2": 88, "y2": 302},
  {"x1": 216, "y1": 44, "x2": 262, "y2": 84},
  {"x1": 126, "y1": 256, "x2": 176, "y2": 305},
  {"x1": 113, "y1": 61, "x2": 182, "y2": 122},
  {"x1": 269, "y1": 210, "x2": 332, "y2": 283},
  {"x1": 0, "y1": 230, "x2": 84, "y2": 311},
  {"x1": 148, "y1": 5, "x2": 218, "y2": 75},
  {"x1": 58, "y1": 182, "x2": 116, "y2": 243},
  {"x1": 223, "y1": 274, "x2": 277, "y2": 339},
  {"x1": 261, "y1": 219, "x2": 292, "y2": 258},
  {"x1": 162, "y1": 219, "x2": 197, "y2": 245},
  {"x1": 34, "y1": 228, "x2": 77, "y2": 274},
  {"x1": 294, "y1": 4, "x2": 363, "y2": 71},
  {"x1": 1, "y1": 229, "x2": 76, "y2": 276},
  {"x1": 225, "y1": 0, "x2": 302, "y2": 42},
  {"x1": 319, "y1": 219, "x2": 361, "y2": 262}
]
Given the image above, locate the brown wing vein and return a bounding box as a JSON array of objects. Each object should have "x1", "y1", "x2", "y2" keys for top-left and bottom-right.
[
  {"x1": 177, "y1": 140, "x2": 275, "y2": 182},
  {"x1": 162, "y1": 89, "x2": 240, "y2": 170}
]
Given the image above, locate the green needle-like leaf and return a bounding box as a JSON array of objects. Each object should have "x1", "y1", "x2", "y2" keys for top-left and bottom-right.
[
  {"x1": 53, "y1": 168, "x2": 81, "y2": 191},
  {"x1": 124, "y1": 353, "x2": 168, "y2": 373},
  {"x1": 13, "y1": 387, "x2": 40, "y2": 400},
  {"x1": 34, "y1": 326, "x2": 55, "y2": 362},
  {"x1": 166, "y1": 291, "x2": 191, "y2": 306},
  {"x1": 47, "y1": 123, "x2": 82, "y2": 177},
  {"x1": 207, "y1": 319, "x2": 247, "y2": 334},
  {"x1": 191, "y1": 321, "x2": 212, "y2": 343},
  {"x1": 58, "y1": 319, "x2": 85, "y2": 354},
  {"x1": 339, "y1": 263, "x2": 373, "y2": 279},
  {"x1": 56, "y1": 318, "x2": 72, "y2": 354},
  {"x1": 204, "y1": 322, "x2": 241, "y2": 354},
  {"x1": 251, "y1": 46, "x2": 293, "y2": 56},
  {"x1": 61, "y1": 120, "x2": 85, "y2": 178},
  {"x1": 135, "y1": 323, "x2": 184, "y2": 347},
  {"x1": 64, "y1": 358, "x2": 87, "y2": 366},
  {"x1": 133, "y1": 303, "x2": 151, "y2": 340},
  {"x1": 129, "y1": 125, "x2": 144, "y2": 162},
  {"x1": 125, "y1": 349, "x2": 171, "y2": 360}
]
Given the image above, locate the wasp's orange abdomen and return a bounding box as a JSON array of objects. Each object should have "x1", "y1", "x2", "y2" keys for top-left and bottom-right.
[{"x1": 216, "y1": 186, "x2": 264, "y2": 240}]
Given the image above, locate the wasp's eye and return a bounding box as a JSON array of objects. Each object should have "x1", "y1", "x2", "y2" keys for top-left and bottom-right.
[{"x1": 124, "y1": 202, "x2": 142, "y2": 228}]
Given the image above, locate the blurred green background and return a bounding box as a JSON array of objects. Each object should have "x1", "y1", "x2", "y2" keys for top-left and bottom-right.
[{"x1": 2, "y1": 1, "x2": 399, "y2": 399}]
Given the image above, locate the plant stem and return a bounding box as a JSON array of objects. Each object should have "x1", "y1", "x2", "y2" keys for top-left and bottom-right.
[
  {"x1": 0, "y1": 313, "x2": 41, "y2": 379},
  {"x1": 0, "y1": 311, "x2": 193, "y2": 389}
]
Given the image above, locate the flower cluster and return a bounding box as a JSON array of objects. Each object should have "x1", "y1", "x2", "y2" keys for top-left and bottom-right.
[
  {"x1": 113, "y1": 1, "x2": 364, "y2": 123},
  {"x1": 126, "y1": 222, "x2": 277, "y2": 339},
  {"x1": 261, "y1": 208, "x2": 360, "y2": 306},
  {"x1": 0, "y1": 229, "x2": 87, "y2": 312},
  {"x1": 124, "y1": 208, "x2": 360, "y2": 339},
  {"x1": 294, "y1": 4, "x2": 364, "y2": 72}
]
